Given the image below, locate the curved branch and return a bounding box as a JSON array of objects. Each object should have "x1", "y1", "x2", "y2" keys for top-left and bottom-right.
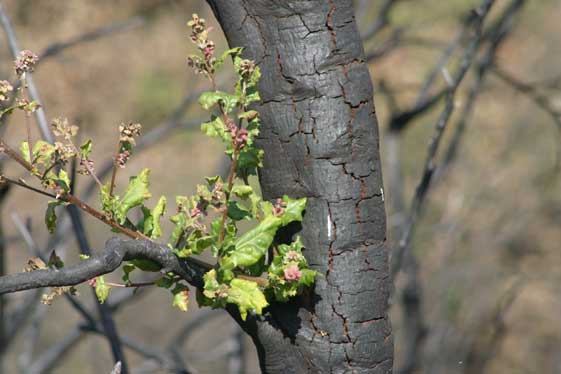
[{"x1": 0, "y1": 237, "x2": 209, "y2": 294}]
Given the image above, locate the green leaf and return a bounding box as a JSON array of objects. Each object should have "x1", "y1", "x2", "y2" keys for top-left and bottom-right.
[
  {"x1": 150, "y1": 196, "x2": 166, "y2": 238},
  {"x1": 20, "y1": 141, "x2": 31, "y2": 163},
  {"x1": 115, "y1": 168, "x2": 152, "y2": 224},
  {"x1": 235, "y1": 148, "x2": 264, "y2": 179},
  {"x1": 214, "y1": 47, "x2": 243, "y2": 71},
  {"x1": 47, "y1": 250, "x2": 65, "y2": 269},
  {"x1": 187, "y1": 231, "x2": 214, "y2": 255},
  {"x1": 199, "y1": 269, "x2": 228, "y2": 308},
  {"x1": 122, "y1": 263, "x2": 135, "y2": 283},
  {"x1": 221, "y1": 215, "x2": 281, "y2": 272},
  {"x1": 169, "y1": 212, "x2": 187, "y2": 249},
  {"x1": 298, "y1": 269, "x2": 317, "y2": 287},
  {"x1": 227, "y1": 201, "x2": 251, "y2": 221},
  {"x1": 227, "y1": 278, "x2": 268, "y2": 320},
  {"x1": 199, "y1": 91, "x2": 239, "y2": 113},
  {"x1": 201, "y1": 116, "x2": 229, "y2": 142},
  {"x1": 45, "y1": 201, "x2": 61, "y2": 233},
  {"x1": 79, "y1": 139, "x2": 92, "y2": 159},
  {"x1": 230, "y1": 185, "x2": 253, "y2": 199},
  {"x1": 205, "y1": 175, "x2": 222, "y2": 185},
  {"x1": 172, "y1": 284, "x2": 190, "y2": 312},
  {"x1": 53, "y1": 169, "x2": 71, "y2": 192},
  {"x1": 155, "y1": 274, "x2": 175, "y2": 289},
  {"x1": 32, "y1": 141, "x2": 55, "y2": 165},
  {"x1": 279, "y1": 196, "x2": 307, "y2": 226},
  {"x1": 129, "y1": 259, "x2": 161, "y2": 272},
  {"x1": 100, "y1": 184, "x2": 120, "y2": 217},
  {"x1": 95, "y1": 276, "x2": 111, "y2": 304}
]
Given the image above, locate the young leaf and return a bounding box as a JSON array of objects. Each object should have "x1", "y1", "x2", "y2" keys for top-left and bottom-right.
[
  {"x1": 47, "y1": 250, "x2": 65, "y2": 269},
  {"x1": 227, "y1": 278, "x2": 268, "y2": 321},
  {"x1": 100, "y1": 184, "x2": 120, "y2": 217},
  {"x1": 230, "y1": 185, "x2": 253, "y2": 199},
  {"x1": 80, "y1": 139, "x2": 92, "y2": 159},
  {"x1": 45, "y1": 201, "x2": 61, "y2": 233},
  {"x1": 122, "y1": 263, "x2": 135, "y2": 284},
  {"x1": 115, "y1": 168, "x2": 152, "y2": 224},
  {"x1": 20, "y1": 141, "x2": 31, "y2": 163},
  {"x1": 279, "y1": 196, "x2": 307, "y2": 226},
  {"x1": 95, "y1": 276, "x2": 111, "y2": 304},
  {"x1": 201, "y1": 116, "x2": 229, "y2": 142},
  {"x1": 221, "y1": 216, "x2": 281, "y2": 272},
  {"x1": 199, "y1": 91, "x2": 239, "y2": 113},
  {"x1": 53, "y1": 169, "x2": 71, "y2": 192},
  {"x1": 32, "y1": 141, "x2": 55, "y2": 165},
  {"x1": 169, "y1": 212, "x2": 187, "y2": 249},
  {"x1": 144, "y1": 196, "x2": 167, "y2": 239},
  {"x1": 227, "y1": 201, "x2": 251, "y2": 221},
  {"x1": 171, "y1": 284, "x2": 190, "y2": 312},
  {"x1": 214, "y1": 47, "x2": 243, "y2": 71}
]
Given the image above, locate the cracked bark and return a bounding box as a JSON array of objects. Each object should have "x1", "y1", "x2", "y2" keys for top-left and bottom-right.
[{"x1": 208, "y1": 1, "x2": 393, "y2": 372}]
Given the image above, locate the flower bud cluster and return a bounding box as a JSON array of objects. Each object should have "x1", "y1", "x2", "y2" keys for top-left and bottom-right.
[
  {"x1": 238, "y1": 59, "x2": 256, "y2": 79},
  {"x1": 119, "y1": 123, "x2": 142, "y2": 146},
  {"x1": 186, "y1": 14, "x2": 216, "y2": 76},
  {"x1": 115, "y1": 150, "x2": 131, "y2": 168},
  {"x1": 51, "y1": 117, "x2": 78, "y2": 140},
  {"x1": 283, "y1": 264, "x2": 302, "y2": 281},
  {"x1": 14, "y1": 50, "x2": 38, "y2": 76},
  {"x1": 225, "y1": 118, "x2": 249, "y2": 149},
  {"x1": 0, "y1": 80, "x2": 13, "y2": 102}
]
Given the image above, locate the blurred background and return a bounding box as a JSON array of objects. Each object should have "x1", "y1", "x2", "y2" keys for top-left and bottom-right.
[{"x1": 0, "y1": 0, "x2": 559, "y2": 373}]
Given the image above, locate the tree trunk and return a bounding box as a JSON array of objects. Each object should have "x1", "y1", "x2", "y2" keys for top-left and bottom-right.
[{"x1": 208, "y1": 1, "x2": 393, "y2": 372}]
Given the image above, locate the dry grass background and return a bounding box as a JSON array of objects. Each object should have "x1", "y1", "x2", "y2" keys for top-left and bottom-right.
[{"x1": 0, "y1": 0, "x2": 560, "y2": 373}]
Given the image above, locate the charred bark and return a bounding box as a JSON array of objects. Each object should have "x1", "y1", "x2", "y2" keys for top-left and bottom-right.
[{"x1": 208, "y1": 1, "x2": 393, "y2": 372}]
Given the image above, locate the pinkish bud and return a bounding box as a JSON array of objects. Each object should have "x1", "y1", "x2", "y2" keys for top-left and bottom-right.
[
  {"x1": 14, "y1": 50, "x2": 39, "y2": 76},
  {"x1": 284, "y1": 264, "x2": 302, "y2": 281},
  {"x1": 115, "y1": 151, "x2": 131, "y2": 168},
  {"x1": 190, "y1": 207, "x2": 202, "y2": 217}
]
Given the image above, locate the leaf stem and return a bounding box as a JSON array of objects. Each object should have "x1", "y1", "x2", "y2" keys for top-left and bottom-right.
[
  {"x1": 69, "y1": 140, "x2": 103, "y2": 189},
  {"x1": 218, "y1": 145, "x2": 240, "y2": 244},
  {"x1": 108, "y1": 140, "x2": 121, "y2": 197},
  {"x1": 21, "y1": 76, "x2": 33, "y2": 164},
  {"x1": 106, "y1": 280, "x2": 156, "y2": 288}
]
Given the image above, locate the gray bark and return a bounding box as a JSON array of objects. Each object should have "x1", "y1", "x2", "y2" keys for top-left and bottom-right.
[{"x1": 208, "y1": 1, "x2": 393, "y2": 372}]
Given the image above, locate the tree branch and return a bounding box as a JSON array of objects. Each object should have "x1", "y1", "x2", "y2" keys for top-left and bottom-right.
[{"x1": 0, "y1": 237, "x2": 209, "y2": 294}]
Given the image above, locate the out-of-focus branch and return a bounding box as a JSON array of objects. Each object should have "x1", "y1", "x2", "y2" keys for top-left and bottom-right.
[
  {"x1": 0, "y1": 2, "x2": 52, "y2": 142},
  {"x1": 391, "y1": 0, "x2": 496, "y2": 280},
  {"x1": 442, "y1": 0, "x2": 526, "y2": 173},
  {"x1": 491, "y1": 66, "x2": 561, "y2": 134},
  {"x1": 361, "y1": 0, "x2": 401, "y2": 41},
  {"x1": 388, "y1": 2, "x2": 525, "y2": 373},
  {"x1": 39, "y1": 17, "x2": 144, "y2": 61},
  {"x1": 0, "y1": 179, "x2": 9, "y2": 370}
]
